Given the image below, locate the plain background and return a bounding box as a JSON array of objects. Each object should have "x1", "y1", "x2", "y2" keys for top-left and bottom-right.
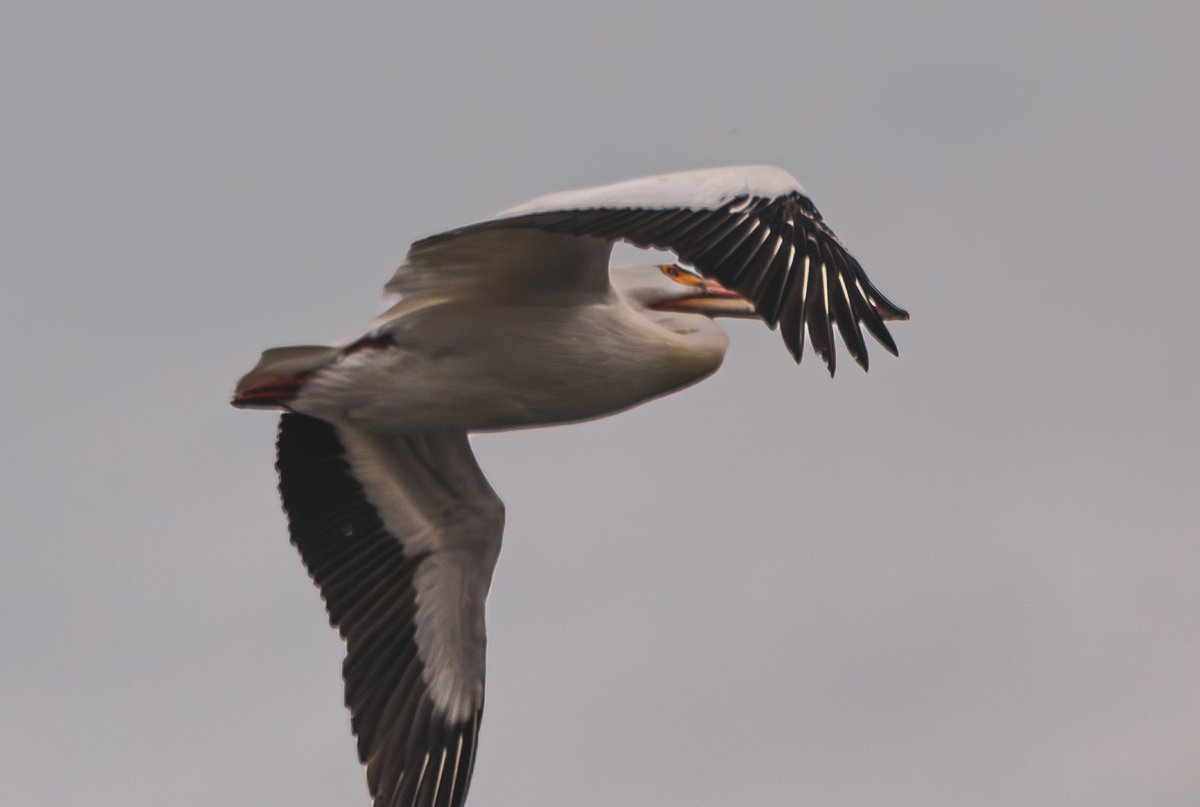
[{"x1": 3, "y1": 2, "x2": 1198, "y2": 805}]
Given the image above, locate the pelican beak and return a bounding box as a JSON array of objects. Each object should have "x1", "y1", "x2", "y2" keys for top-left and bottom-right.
[{"x1": 651, "y1": 278, "x2": 757, "y2": 318}]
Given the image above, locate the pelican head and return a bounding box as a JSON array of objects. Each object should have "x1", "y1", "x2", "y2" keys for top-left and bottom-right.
[{"x1": 612, "y1": 263, "x2": 758, "y2": 318}]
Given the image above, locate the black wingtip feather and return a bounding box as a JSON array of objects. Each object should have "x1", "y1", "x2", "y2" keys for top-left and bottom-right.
[
  {"x1": 861, "y1": 310, "x2": 900, "y2": 357},
  {"x1": 870, "y1": 289, "x2": 910, "y2": 321},
  {"x1": 808, "y1": 246, "x2": 836, "y2": 376},
  {"x1": 827, "y1": 251, "x2": 870, "y2": 372}
]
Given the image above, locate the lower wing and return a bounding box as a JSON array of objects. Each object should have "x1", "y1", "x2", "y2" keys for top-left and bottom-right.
[{"x1": 275, "y1": 414, "x2": 504, "y2": 807}]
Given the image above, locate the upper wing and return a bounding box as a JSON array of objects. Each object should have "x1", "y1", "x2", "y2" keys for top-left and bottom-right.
[
  {"x1": 403, "y1": 165, "x2": 908, "y2": 374},
  {"x1": 276, "y1": 413, "x2": 504, "y2": 807}
]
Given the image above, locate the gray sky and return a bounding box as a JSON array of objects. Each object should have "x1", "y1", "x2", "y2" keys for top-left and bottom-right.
[{"x1": 3, "y1": 2, "x2": 1199, "y2": 805}]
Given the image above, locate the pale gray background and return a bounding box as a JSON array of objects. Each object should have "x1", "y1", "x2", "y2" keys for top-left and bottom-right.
[{"x1": 3, "y1": 2, "x2": 1198, "y2": 806}]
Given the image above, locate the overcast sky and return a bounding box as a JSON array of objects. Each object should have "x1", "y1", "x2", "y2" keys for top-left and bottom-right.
[{"x1": 3, "y1": 2, "x2": 1199, "y2": 806}]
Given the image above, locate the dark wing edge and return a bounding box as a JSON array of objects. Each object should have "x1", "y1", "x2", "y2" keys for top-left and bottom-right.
[
  {"x1": 276, "y1": 413, "x2": 482, "y2": 807},
  {"x1": 413, "y1": 193, "x2": 908, "y2": 375}
]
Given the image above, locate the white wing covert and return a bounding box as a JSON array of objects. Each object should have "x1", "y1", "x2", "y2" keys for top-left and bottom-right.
[{"x1": 388, "y1": 227, "x2": 613, "y2": 305}]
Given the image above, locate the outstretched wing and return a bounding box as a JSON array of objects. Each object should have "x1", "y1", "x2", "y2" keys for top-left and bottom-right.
[
  {"x1": 276, "y1": 414, "x2": 504, "y2": 807},
  {"x1": 402, "y1": 165, "x2": 908, "y2": 375}
]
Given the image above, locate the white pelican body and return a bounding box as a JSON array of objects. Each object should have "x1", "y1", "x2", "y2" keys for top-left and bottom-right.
[
  {"x1": 290, "y1": 285, "x2": 730, "y2": 432},
  {"x1": 233, "y1": 166, "x2": 907, "y2": 807}
]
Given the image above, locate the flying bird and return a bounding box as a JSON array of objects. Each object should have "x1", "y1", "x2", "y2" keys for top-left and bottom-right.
[{"x1": 232, "y1": 165, "x2": 908, "y2": 807}]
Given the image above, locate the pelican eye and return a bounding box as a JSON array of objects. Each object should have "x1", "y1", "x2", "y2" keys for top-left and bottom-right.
[{"x1": 659, "y1": 263, "x2": 703, "y2": 286}]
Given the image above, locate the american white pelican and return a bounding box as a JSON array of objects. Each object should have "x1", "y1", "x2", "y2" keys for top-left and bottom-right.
[{"x1": 232, "y1": 165, "x2": 907, "y2": 807}]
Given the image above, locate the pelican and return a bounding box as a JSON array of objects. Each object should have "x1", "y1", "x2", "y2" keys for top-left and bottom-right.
[{"x1": 232, "y1": 165, "x2": 907, "y2": 807}]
